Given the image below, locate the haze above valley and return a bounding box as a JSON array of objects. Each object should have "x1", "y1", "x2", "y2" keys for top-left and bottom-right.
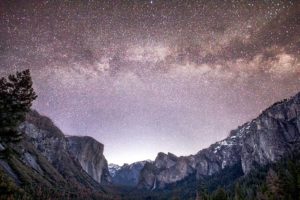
[{"x1": 0, "y1": 0, "x2": 299, "y2": 165}]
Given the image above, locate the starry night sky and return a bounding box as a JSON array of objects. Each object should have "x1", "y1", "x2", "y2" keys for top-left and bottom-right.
[{"x1": 0, "y1": 0, "x2": 299, "y2": 164}]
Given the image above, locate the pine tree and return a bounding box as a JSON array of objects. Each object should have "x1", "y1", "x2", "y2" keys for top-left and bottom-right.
[
  {"x1": 0, "y1": 70, "x2": 37, "y2": 144},
  {"x1": 212, "y1": 188, "x2": 227, "y2": 200},
  {"x1": 197, "y1": 181, "x2": 210, "y2": 200},
  {"x1": 234, "y1": 183, "x2": 244, "y2": 200},
  {"x1": 266, "y1": 169, "x2": 284, "y2": 200}
]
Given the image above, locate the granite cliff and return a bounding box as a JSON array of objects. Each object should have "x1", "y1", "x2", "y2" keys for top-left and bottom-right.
[
  {"x1": 0, "y1": 110, "x2": 111, "y2": 198},
  {"x1": 138, "y1": 92, "x2": 300, "y2": 189},
  {"x1": 67, "y1": 136, "x2": 111, "y2": 184}
]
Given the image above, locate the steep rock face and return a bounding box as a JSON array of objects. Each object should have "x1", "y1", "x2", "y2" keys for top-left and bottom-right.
[
  {"x1": 110, "y1": 161, "x2": 148, "y2": 187},
  {"x1": 138, "y1": 92, "x2": 300, "y2": 189},
  {"x1": 0, "y1": 111, "x2": 105, "y2": 192},
  {"x1": 17, "y1": 110, "x2": 111, "y2": 185},
  {"x1": 67, "y1": 136, "x2": 111, "y2": 184},
  {"x1": 194, "y1": 133, "x2": 242, "y2": 178},
  {"x1": 139, "y1": 153, "x2": 195, "y2": 189},
  {"x1": 240, "y1": 94, "x2": 300, "y2": 173},
  {"x1": 21, "y1": 110, "x2": 67, "y2": 165}
]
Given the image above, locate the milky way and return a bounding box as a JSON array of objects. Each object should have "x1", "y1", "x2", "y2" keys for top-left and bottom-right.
[{"x1": 0, "y1": 0, "x2": 299, "y2": 164}]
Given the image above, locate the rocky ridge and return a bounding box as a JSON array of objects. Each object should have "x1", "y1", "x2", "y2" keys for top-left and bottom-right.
[
  {"x1": 67, "y1": 136, "x2": 111, "y2": 184},
  {"x1": 138, "y1": 92, "x2": 300, "y2": 189},
  {"x1": 22, "y1": 111, "x2": 111, "y2": 184},
  {"x1": 109, "y1": 160, "x2": 149, "y2": 187},
  {"x1": 108, "y1": 163, "x2": 121, "y2": 177},
  {"x1": 0, "y1": 110, "x2": 111, "y2": 193}
]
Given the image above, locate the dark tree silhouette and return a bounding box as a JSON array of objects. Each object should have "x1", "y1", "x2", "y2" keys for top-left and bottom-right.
[
  {"x1": 212, "y1": 188, "x2": 228, "y2": 200},
  {"x1": 0, "y1": 69, "x2": 37, "y2": 143}
]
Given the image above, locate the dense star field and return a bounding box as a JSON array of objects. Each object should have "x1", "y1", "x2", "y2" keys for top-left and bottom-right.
[{"x1": 0, "y1": 0, "x2": 299, "y2": 164}]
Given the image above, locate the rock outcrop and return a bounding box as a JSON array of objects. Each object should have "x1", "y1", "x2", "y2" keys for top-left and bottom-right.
[
  {"x1": 67, "y1": 136, "x2": 111, "y2": 184},
  {"x1": 22, "y1": 111, "x2": 111, "y2": 184},
  {"x1": 240, "y1": 94, "x2": 300, "y2": 173},
  {"x1": 109, "y1": 161, "x2": 148, "y2": 187},
  {"x1": 0, "y1": 110, "x2": 110, "y2": 193},
  {"x1": 108, "y1": 163, "x2": 121, "y2": 177},
  {"x1": 139, "y1": 153, "x2": 195, "y2": 189},
  {"x1": 138, "y1": 92, "x2": 300, "y2": 189}
]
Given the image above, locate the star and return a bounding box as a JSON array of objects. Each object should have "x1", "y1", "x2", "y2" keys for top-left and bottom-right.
[{"x1": 0, "y1": 0, "x2": 299, "y2": 165}]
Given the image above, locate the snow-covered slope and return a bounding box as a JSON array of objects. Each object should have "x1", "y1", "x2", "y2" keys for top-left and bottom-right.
[{"x1": 108, "y1": 163, "x2": 121, "y2": 177}]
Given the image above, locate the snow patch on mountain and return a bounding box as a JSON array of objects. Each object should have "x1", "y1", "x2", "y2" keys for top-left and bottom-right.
[{"x1": 108, "y1": 163, "x2": 121, "y2": 177}]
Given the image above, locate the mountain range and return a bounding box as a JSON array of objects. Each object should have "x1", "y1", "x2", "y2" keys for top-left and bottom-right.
[{"x1": 1, "y1": 91, "x2": 300, "y2": 199}]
